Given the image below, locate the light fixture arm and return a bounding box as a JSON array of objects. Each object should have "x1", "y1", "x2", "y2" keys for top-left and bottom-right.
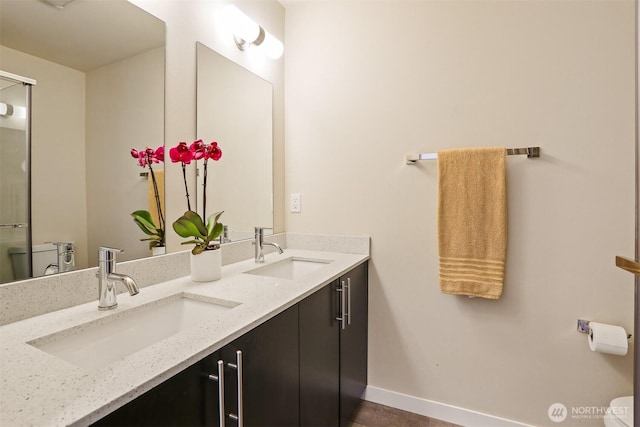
[
  {"x1": 234, "y1": 27, "x2": 265, "y2": 52},
  {"x1": 225, "y1": 5, "x2": 283, "y2": 59}
]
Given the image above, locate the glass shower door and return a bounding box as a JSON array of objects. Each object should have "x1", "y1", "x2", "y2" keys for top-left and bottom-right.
[{"x1": 0, "y1": 72, "x2": 33, "y2": 283}]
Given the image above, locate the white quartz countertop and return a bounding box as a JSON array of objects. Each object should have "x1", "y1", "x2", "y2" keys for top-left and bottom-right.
[{"x1": 0, "y1": 249, "x2": 368, "y2": 426}]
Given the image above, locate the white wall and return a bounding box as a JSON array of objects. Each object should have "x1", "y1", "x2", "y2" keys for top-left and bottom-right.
[
  {"x1": 85, "y1": 47, "x2": 165, "y2": 263},
  {"x1": 284, "y1": 1, "x2": 635, "y2": 426},
  {"x1": 129, "y1": 0, "x2": 285, "y2": 252}
]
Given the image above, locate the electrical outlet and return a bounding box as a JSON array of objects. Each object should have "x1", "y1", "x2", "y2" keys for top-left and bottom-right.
[{"x1": 290, "y1": 193, "x2": 301, "y2": 213}]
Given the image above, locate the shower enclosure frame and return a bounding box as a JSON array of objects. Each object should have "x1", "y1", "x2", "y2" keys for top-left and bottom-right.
[
  {"x1": 635, "y1": 0, "x2": 639, "y2": 419},
  {"x1": 0, "y1": 70, "x2": 36, "y2": 279}
]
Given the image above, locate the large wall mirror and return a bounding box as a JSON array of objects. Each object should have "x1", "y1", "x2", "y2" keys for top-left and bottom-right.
[
  {"x1": 196, "y1": 42, "x2": 273, "y2": 241},
  {"x1": 0, "y1": 0, "x2": 165, "y2": 284}
]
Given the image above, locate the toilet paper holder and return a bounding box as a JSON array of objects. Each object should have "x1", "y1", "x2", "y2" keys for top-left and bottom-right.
[{"x1": 577, "y1": 319, "x2": 632, "y2": 340}]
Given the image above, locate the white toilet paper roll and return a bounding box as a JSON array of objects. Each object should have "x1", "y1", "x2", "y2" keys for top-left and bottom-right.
[{"x1": 588, "y1": 322, "x2": 628, "y2": 356}]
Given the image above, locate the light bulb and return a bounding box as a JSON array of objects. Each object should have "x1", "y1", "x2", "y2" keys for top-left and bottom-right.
[
  {"x1": 259, "y1": 31, "x2": 284, "y2": 59},
  {"x1": 13, "y1": 106, "x2": 27, "y2": 119},
  {"x1": 225, "y1": 5, "x2": 260, "y2": 45}
]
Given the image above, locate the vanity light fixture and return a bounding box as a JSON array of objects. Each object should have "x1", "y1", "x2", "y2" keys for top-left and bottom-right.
[
  {"x1": 0, "y1": 102, "x2": 13, "y2": 117},
  {"x1": 224, "y1": 5, "x2": 284, "y2": 59},
  {"x1": 0, "y1": 102, "x2": 27, "y2": 119}
]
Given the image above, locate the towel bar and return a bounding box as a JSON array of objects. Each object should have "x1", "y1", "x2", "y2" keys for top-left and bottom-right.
[
  {"x1": 616, "y1": 256, "x2": 640, "y2": 276},
  {"x1": 406, "y1": 146, "x2": 540, "y2": 165}
]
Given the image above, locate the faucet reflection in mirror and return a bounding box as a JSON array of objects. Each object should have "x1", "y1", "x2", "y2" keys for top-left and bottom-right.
[
  {"x1": 130, "y1": 147, "x2": 165, "y2": 252},
  {"x1": 171, "y1": 140, "x2": 224, "y2": 282}
]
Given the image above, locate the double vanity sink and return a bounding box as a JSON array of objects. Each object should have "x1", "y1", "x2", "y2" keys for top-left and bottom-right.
[
  {"x1": 245, "y1": 256, "x2": 333, "y2": 280},
  {"x1": 29, "y1": 293, "x2": 240, "y2": 371},
  {"x1": 28, "y1": 257, "x2": 331, "y2": 372},
  {"x1": 0, "y1": 248, "x2": 367, "y2": 426}
]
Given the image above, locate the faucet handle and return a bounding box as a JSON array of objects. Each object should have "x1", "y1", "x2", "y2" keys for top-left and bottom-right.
[
  {"x1": 254, "y1": 226, "x2": 273, "y2": 236},
  {"x1": 49, "y1": 241, "x2": 75, "y2": 252},
  {"x1": 99, "y1": 246, "x2": 123, "y2": 252},
  {"x1": 98, "y1": 246, "x2": 124, "y2": 262}
]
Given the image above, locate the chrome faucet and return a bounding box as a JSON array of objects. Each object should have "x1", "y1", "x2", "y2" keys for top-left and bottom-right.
[
  {"x1": 253, "y1": 227, "x2": 283, "y2": 263},
  {"x1": 221, "y1": 225, "x2": 231, "y2": 244},
  {"x1": 44, "y1": 241, "x2": 76, "y2": 274},
  {"x1": 96, "y1": 247, "x2": 139, "y2": 310},
  {"x1": 53, "y1": 241, "x2": 75, "y2": 273}
]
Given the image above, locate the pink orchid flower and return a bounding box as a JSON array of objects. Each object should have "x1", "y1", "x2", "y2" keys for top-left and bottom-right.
[
  {"x1": 205, "y1": 141, "x2": 222, "y2": 161},
  {"x1": 155, "y1": 146, "x2": 164, "y2": 163},
  {"x1": 190, "y1": 139, "x2": 206, "y2": 161},
  {"x1": 169, "y1": 141, "x2": 194, "y2": 164}
]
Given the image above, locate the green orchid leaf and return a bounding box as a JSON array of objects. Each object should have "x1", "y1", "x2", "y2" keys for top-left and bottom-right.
[
  {"x1": 208, "y1": 222, "x2": 224, "y2": 241},
  {"x1": 132, "y1": 209, "x2": 154, "y2": 224},
  {"x1": 184, "y1": 210, "x2": 208, "y2": 236},
  {"x1": 173, "y1": 216, "x2": 205, "y2": 239},
  {"x1": 131, "y1": 210, "x2": 159, "y2": 235},
  {"x1": 133, "y1": 219, "x2": 155, "y2": 236},
  {"x1": 180, "y1": 239, "x2": 203, "y2": 245},
  {"x1": 206, "y1": 211, "x2": 224, "y2": 235}
]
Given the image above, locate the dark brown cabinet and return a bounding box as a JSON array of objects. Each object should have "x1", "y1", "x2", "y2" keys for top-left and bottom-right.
[
  {"x1": 338, "y1": 262, "x2": 368, "y2": 426},
  {"x1": 299, "y1": 261, "x2": 368, "y2": 427},
  {"x1": 204, "y1": 304, "x2": 299, "y2": 427},
  {"x1": 299, "y1": 282, "x2": 340, "y2": 427},
  {"x1": 92, "y1": 359, "x2": 205, "y2": 426},
  {"x1": 94, "y1": 262, "x2": 367, "y2": 427}
]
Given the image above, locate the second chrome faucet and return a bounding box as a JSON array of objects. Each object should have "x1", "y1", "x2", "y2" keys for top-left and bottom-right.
[
  {"x1": 253, "y1": 227, "x2": 283, "y2": 263},
  {"x1": 96, "y1": 247, "x2": 139, "y2": 310}
]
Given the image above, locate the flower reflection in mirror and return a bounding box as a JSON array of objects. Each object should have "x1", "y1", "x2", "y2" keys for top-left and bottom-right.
[{"x1": 130, "y1": 146, "x2": 165, "y2": 249}]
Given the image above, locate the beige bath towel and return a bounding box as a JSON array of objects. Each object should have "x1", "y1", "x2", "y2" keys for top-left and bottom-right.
[{"x1": 437, "y1": 147, "x2": 507, "y2": 299}]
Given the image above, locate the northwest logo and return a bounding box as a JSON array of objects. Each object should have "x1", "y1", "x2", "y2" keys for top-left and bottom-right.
[{"x1": 548, "y1": 403, "x2": 568, "y2": 423}]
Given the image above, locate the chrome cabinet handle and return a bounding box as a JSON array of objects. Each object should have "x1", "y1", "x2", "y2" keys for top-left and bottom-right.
[
  {"x1": 336, "y1": 281, "x2": 347, "y2": 330},
  {"x1": 227, "y1": 350, "x2": 243, "y2": 427},
  {"x1": 346, "y1": 277, "x2": 352, "y2": 326},
  {"x1": 208, "y1": 360, "x2": 226, "y2": 427}
]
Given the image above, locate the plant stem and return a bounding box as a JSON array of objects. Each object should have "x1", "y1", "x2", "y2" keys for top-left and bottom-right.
[
  {"x1": 202, "y1": 159, "x2": 208, "y2": 220},
  {"x1": 147, "y1": 162, "x2": 165, "y2": 243},
  {"x1": 181, "y1": 163, "x2": 191, "y2": 211}
]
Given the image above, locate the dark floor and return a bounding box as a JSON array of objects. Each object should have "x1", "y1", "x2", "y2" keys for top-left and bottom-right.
[{"x1": 349, "y1": 401, "x2": 462, "y2": 427}]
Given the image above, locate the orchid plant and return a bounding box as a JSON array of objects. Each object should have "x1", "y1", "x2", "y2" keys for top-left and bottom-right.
[
  {"x1": 170, "y1": 140, "x2": 224, "y2": 255},
  {"x1": 130, "y1": 146, "x2": 165, "y2": 248}
]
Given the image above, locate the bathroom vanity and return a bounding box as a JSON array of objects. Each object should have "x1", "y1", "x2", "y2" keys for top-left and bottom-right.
[
  {"x1": 95, "y1": 261, "x2": 367, "y2": 427},
  {"x1": 0, "y1": 237, "x2": 369, "y2": 427}
]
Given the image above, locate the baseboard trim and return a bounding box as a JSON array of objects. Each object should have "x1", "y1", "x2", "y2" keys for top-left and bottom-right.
[{"x1": 364, "y1": 385, "x2": 534, "y2": 427}]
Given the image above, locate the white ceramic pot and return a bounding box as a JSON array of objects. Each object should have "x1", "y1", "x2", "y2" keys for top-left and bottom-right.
[
  {"x1": 152, "y1": 246, "x2": 166, "y2": 256},
  {"x1": 190, "y1": 248, "x2": 222, "y2": 282}
]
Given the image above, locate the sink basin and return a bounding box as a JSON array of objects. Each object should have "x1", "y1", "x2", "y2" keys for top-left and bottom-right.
[
  {"x1": 245, "y1": 256, "x2": 333, "y2": 280},
  {"x1": 28, "y1": 293, "x2": 240, "y2": 370}
]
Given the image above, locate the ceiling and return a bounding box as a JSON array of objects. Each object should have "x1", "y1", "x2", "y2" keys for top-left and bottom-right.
[{"x1": 0, "y1": 0, "x2": 164, "y2": 72}]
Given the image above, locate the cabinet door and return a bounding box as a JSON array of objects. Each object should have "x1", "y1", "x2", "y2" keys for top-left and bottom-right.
[
  {"x1": 93, "y1": 359, "x2": 205, "y2": 426},
  {"x1": 299, "y1": 282, "x2": 340, "y2": 427},
  {"x1": 221, "y1": 305, "x2": 299, "y2": 427},
  {"x1": 339, "y1": 262, "x2": 368, "y2": 426}
]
